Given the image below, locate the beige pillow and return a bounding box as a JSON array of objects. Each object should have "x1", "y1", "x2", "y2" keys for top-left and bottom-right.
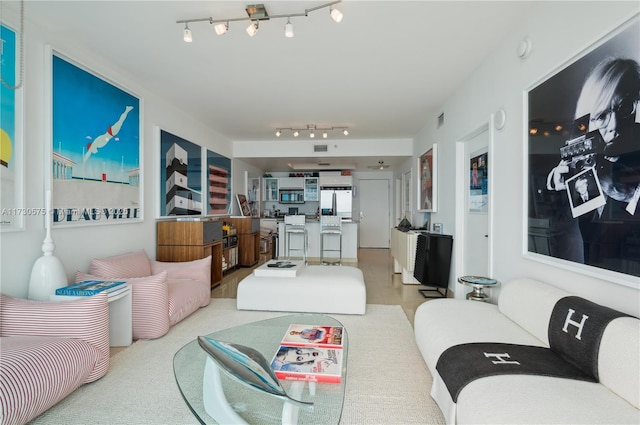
[
  {"x1": 89, "y1": 249, "x2": 151, "y2": 278},
  {"x1": 150, "y1": 255, "x2": 211, "y2": 286}
]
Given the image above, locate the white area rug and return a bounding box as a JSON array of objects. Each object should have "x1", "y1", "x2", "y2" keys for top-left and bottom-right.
[{"x1": 32, "y1": 299, "x2": 445, "y2": 424}]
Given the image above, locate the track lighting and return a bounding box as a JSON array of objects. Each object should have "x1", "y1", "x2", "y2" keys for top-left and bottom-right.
[
  {"x1": 214, "y1": 22, "x2": 228, "y2": 35},
  {"x1": 273, "y1": 125, "x2": 349, "y2": 139},
  {"x1": 330, "y1": 6, "x2": 343, "y2": 23},
  {"x1": 176, "y1": 1, "x2": 342, "y2": 41},
  {"x1": 246, "y1": 20, "x2": 259, "y2": 37},
  {"x1": 284, "y1": 18, "x2": 294, "y2": 38},
  {"x1": 183, "y1": 24, "x2": 193, "y2": 43}
]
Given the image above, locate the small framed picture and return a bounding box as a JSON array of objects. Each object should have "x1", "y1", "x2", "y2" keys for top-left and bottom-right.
[{"x1": 236, "y1": 194, "x2": 251, "y2": 217}]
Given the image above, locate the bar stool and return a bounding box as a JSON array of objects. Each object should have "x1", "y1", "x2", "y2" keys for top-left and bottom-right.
[
  {"x1": 320, "y1": 215, "x2": 342, "y2": 265},
  {"x1": 284, "y1": 215, "x2": 307, "y2": 263}
]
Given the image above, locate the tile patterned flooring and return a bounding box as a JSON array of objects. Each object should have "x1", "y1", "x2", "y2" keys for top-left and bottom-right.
[{"x1": 212, "y1": 248, "x2": 430, "y2": 326}]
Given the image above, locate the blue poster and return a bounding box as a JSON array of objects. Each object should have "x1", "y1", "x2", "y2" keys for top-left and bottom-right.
[
  {"x1": 52, "y1": 54, "x2": 141, "y2": 226},
  {"x1": 1, "y1": 23, "x2": 22, "y2": 230}
]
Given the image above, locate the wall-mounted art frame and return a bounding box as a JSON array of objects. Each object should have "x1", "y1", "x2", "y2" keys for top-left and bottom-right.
[
  {"x1": 159, "y1": 129, "x2": 203, "y2": 217},
  {"x1": 525, "y1": 15, "x2": 639, "y2": 288},
  {"x1": 0, "y1": 22, "x2": 25, "y2": 232},
  {"x1": 469, "y1": 149, "x2": 488, "y2": 213},
  {"x1": 401, "y1": 169, "x2": 412, "y2": 219},
  {"x1": 49, "y1": 49, "x2": 142, "y2": 227},
  {"x1": 206, "y1": 149, "x2": 231, "y2": 215},
  {"x1": 417, "y1": 144, "x2": 437, "y2": 212},
  {"x1": 236, "y1": 194, "x2": 251, "y2": 217}
]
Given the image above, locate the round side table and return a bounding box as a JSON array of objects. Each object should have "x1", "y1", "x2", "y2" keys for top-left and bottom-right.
[{"x1": 457, "y1": 276, "x2": 499, "y2": 302}]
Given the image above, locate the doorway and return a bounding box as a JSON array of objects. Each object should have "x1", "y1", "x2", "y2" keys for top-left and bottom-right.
[
  {"x1": 359, "y1": 179, "x2": 390, "y2": 248},
  {"x1": 455, "y1": 123, "x2": 493, "y2": 297}
]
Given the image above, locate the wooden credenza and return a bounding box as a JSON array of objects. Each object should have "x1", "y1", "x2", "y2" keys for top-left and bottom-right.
[
  {"x1": 227, "y1": 217, "x2": 260, "y2": 267},
  {"x1": 156, "y1": 220, "x2": 224, "y2": 288}
]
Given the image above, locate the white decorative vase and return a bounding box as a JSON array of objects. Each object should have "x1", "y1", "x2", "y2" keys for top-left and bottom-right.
[{"x1": 28, "y1": 190, "x2": 67, "y2": 300}]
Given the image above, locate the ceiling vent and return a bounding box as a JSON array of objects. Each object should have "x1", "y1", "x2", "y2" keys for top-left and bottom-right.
[{"x1": 314, "y1": 144, "x2": 328, "y2": 152}]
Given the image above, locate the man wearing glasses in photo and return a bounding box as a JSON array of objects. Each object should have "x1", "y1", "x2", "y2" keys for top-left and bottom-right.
[
  {"x1": 548, "y1": 58, "x2": 640, "y2": 217},
  {"x1": 546, "y1": 57, "x2": 639, "y2": 266}
]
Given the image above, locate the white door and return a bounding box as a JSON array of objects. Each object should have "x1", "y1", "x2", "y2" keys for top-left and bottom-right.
[
  {"x1": 461, "y1": 129, "x2": 490, "y2": 276},
  {"x1": 359, "y1": 179, "x2": 390, "y2": 248}
]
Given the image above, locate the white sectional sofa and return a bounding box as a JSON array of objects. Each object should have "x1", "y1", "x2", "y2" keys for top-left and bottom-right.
[{"x1": 414, "y1": 278, "x2": 640, "y2": 424}]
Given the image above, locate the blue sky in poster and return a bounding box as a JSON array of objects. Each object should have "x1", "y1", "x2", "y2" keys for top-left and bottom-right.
[
  {"x1": 1, "y1": 24, "x2": 16, "y2": 171},
  {"x1": 52, "y1": 55, "x2": 139, "y2": 182}
]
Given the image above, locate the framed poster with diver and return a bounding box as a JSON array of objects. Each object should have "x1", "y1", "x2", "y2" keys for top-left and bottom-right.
[
  {"x1": 525, "y1": 16, "x2": 640, "y2": 287},
  {"x1": 49, "y1": 49, "x2": 142, "y2": 227}
]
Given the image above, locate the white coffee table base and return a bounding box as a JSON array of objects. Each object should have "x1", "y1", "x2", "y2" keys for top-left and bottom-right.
[{"x1": 203, "y1": 357, "x2": 314, "y2": 425}]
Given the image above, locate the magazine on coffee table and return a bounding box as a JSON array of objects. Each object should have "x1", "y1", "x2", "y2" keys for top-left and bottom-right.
[
  {"x1": 270, "y1": 345, "x2": 343, "y2": 383},
  {"x1": 280, "y1": 324, "x2": 344, "y2": 349},
  {"x1": 270, "y1": 324, "x2": 345, "y2": 383}
]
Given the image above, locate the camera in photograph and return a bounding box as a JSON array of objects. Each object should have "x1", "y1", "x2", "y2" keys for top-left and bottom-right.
[{"x1": 559, "y1": 129, "x2": 605, "y2": 174}]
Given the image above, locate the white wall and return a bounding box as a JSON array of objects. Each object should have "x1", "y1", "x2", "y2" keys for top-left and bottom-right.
[
  {"x1": 0, "y1": 9, "x2": 232, "y2": 297},
  {"x1": 413, "y1": 2, "x2": 640, "y2": 315}
]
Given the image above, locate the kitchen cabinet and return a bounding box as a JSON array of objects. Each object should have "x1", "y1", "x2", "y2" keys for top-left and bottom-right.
[
  {"x1": 156, "y1": 220, "x2": 224, "y2": 288},
  {"x1": 263, "y1": 177, "x2": 279, "y2": 202},
  {"x1": 304, "y1": 177, "x2": 319, "y2": 201},
  {"x1": 278, "y1": 177, "x2": 305, "y2": 189},
  {"x1": 227, "y1": 217, "x2": 260, "y2": 267}
]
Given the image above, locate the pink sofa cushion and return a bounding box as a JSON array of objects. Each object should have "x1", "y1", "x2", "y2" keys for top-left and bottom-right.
[
  {"x1": 0, "y1": 336, "x2": 102, "y2": 425},
  {"x1": 89, "y1": 249, "x2": 151, "y2": 278},
  {"x1": 151, "y1": 255, "x2": 211, "y2": 287},
  {"x1": 76, "y1": 271, "x2": 170, "y2": 340},
  {"x1": 0, "y1": 293, "x2": 109, "y2": 381},
  {"x1": 167, "y1": 279, "x2": 211, "y2": 326}
]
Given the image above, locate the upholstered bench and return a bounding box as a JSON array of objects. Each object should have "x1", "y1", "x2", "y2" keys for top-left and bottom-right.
[{"x1": 237, "y1": 265, "x2": 366, "y2": 315}]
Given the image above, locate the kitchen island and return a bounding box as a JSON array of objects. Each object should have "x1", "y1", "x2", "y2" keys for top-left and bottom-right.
[{"x1": 277, "y1": 219, "x2": 358, "y2": 263}]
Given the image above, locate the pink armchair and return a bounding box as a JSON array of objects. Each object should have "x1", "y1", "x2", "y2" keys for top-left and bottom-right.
[
  {"x1": 0, "y1": 293, "x2": 109, "y2": 425},
  {"x1": 76, "y1": 250, "x2": 211, "y2": 340}
]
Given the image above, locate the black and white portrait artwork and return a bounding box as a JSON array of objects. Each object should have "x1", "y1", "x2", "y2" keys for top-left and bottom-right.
[{"x1": 527, "y1": 18, "x2": 640, "y2": 279}]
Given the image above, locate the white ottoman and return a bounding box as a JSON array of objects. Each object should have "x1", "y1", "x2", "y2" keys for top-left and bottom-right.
[{"x1": 237, "y1": 265, "x2": 366, "y2": 315}]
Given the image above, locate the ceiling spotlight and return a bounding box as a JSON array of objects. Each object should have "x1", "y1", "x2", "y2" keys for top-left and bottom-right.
[
  {"x1": 343, "y1": 129, "x2": 349, "y2": 136},
  {"x1": 330, "y1": 7, "x2": 343, "y2": 23},
  {"x1": 183, "y1": 24, "x2": 193, "y2": 42},
  {"x1": 214, "y1": 22, "x2": 229, "y2": 35},
  {"x1": 246, "y1": 20, "x2": 259, "y2": 37},
  {"x1": 293, "y1": 130, "x2": 299, "y2": 137},
  {"x1": 284, "y1": 18, "x2": 294, "y2": 38},
  {"x1": 275, "y1": 129, "x2": 281, "y2": 137},
  {"x1": 323, "y1": 131, "x2": 328, "y2": 139},
  {"x1": 310, "y1": 131, "x2": 315, "y2": 139}
]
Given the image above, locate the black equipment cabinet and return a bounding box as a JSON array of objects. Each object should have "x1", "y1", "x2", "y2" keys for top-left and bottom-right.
[{"x1": 413, "y1": 232, "x2": 453, "y2": 298}]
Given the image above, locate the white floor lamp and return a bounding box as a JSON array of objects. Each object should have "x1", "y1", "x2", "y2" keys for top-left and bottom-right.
[{"x1": 28, "y1": 190, "x2": 67, "y2": 300}]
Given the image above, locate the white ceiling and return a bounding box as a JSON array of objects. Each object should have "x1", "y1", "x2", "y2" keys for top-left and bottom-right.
[{"x1": 21, "y1": 1, "x2": 539, "y2": 171}]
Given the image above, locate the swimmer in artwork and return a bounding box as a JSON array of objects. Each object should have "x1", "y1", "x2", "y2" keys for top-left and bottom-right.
[{"x1": 83, "y1": 106, "x2": 134, "y2": 163}]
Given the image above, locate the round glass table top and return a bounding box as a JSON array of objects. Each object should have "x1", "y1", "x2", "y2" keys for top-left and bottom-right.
[
  {"x1": 173, "y1": 314, "x2": 348, "y2": 425},
  {"x1": 457, "y1": 275, "x2": 499, "y2": 286}
]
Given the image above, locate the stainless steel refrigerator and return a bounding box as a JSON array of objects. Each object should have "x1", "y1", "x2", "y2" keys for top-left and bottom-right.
[{"x1": 320, "y1": 187, "x2": 353, "y2": 220}]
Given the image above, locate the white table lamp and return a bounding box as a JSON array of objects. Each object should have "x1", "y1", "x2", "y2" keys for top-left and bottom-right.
[{"x1": 28, "y1": 190, "x2": 67, "y2": 300}]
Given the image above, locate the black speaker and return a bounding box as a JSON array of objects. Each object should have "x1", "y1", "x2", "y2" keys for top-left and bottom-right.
[{"x1": 413, "y1": 232, "x2": 453, "y2": 298}]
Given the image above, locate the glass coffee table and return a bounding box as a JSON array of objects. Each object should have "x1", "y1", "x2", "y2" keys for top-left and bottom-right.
[{"x1": 173, "y1": 314, "x2": 348, "y2": 424}]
